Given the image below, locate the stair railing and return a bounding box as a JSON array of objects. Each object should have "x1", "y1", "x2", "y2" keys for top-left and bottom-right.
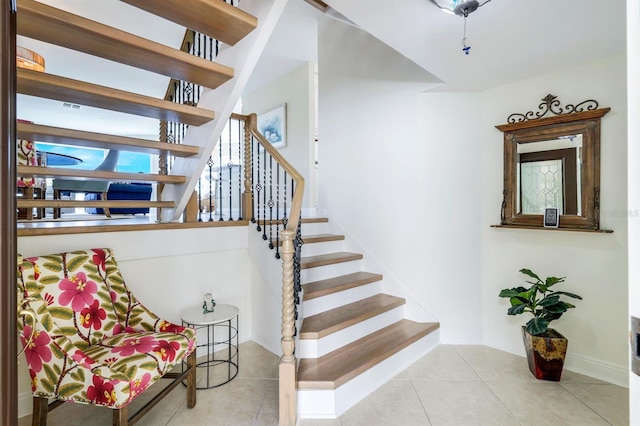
[{"x1": 245, "y1": 113, "x2": 303, "y2": 425}]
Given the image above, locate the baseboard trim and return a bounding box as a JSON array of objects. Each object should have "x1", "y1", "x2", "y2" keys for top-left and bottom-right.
[
  {"x1": 565, "y1": 353, "x2": 629, "y2": 388},
  {"x1": 18, "y1": 391, "x2": 32, "y2": 419}
]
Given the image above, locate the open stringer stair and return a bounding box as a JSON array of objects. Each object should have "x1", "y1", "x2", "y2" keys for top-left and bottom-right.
[
  {"x1": 296, "y1": 218, "x2": 440, "y2": 418},
  {"x1": 15, "y1": 0, "x2": 285, "y2": 221}
]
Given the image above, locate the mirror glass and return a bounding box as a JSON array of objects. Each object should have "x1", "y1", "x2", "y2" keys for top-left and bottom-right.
[{"x1": 516, "y1": 135, "x2": 582, "y2": 216}]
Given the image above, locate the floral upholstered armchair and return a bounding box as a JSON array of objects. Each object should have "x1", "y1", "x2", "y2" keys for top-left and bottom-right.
[{"x1": 17, "y1": 248, "x2": 196, "y2": 426}]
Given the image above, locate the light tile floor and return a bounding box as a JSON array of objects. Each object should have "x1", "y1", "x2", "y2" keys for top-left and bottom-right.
[{"x1": 18, "y1": 342, "x2": 629, "y2": 426}]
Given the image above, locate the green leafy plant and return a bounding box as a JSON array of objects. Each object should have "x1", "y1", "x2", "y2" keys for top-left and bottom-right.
[{"x1": 499, "y1": 268, "x2": 582, "y2": 336}]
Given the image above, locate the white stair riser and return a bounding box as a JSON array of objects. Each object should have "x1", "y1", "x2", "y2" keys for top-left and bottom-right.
[
  {"x1": 301, "y1": 260, "x2": 362, "y2": 282},
  {"x1": 300, "y1": 222, "x2": 331, "y2": 235},
  {"x1": 298, "y1": 330, "x2": 440, "y2": 419},
  {"x1": 302, "y1": 281, "x2": 382, "y2": 317},
  {"x1": 300, "y1": 240, "x2": 345, "y2": 256},
  {"x1": 299, "y1": 305, "x2": 404, "y2": 359}
]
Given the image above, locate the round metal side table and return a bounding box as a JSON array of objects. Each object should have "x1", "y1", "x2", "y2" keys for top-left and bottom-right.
[{"x1": 181, "y1": 304, "x2": 239, "y2": 389}]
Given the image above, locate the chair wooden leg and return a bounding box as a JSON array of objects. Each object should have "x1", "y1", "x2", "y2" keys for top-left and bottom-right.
[
  {"x1": 113, "y1": 405, "x2": 128, "y2": 426},
  {"x1": 101, "y1": 192, "x2": 112, "y2": 218},
  {"x1": 32, "y1": 396, "x2": 48, "y2": 426},
  {"x1": 186, "y1": 351, "x2": 196, "y2": 408}
]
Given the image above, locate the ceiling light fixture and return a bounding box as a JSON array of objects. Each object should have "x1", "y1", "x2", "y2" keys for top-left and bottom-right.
[
  {"x1": 16, "y1": 46, "x2": 45, "y2": 72},
  {"x1": 428, "y1": 0, "x2": 492, "y2": 55}
]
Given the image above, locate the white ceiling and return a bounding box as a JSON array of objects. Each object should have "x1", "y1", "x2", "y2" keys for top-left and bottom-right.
[
  {"x1": 324, "y1": 0, "x2": 626, "y2": 91},
  {"x1": 16, "y1": 0, "x2": 626, "y2": 139}
]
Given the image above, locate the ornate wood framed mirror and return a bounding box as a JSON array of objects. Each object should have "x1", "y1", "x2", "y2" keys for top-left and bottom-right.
[{"x1": 496, "y1": 95, "x2": 610, "y2": 231}]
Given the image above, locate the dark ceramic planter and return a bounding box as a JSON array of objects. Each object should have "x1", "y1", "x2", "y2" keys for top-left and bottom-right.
[{"x1": 521, "y1": 326, "x2": 568, "y2": 381}]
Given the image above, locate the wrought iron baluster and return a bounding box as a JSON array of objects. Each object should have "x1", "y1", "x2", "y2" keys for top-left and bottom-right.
[
  {"x1": 268, "y1": 156, "x2": 274, "y2": 248},
  {"x1": 218, "y1": 134, "x2": 223, "y2": 220},
  {"x1": 293, "y1": 216, "x2": 303, "y2": 320},
  {"x1": 255, "y1": 137, "x2": 261, "y2": 231},
  {"x1": 275, "y1": 164, "x2": 281, "y2": 259},
  {"x1": 228, "y1": 118, "x2": 234, "y2": 221},
  {"x1": 238, "y1": 119, "x2": 243, "y2": 220},
  {"x1": 208, "y1": 156, "x2": 214, "y2": 222},
  {"x1": 262, "y1": 148, "x2": 268, "y2": 240},
  {"x1": 198, "y1": 177, "x2": 203, "y2": 222},
  {"x1": 282, "y1": 171, "x2": 288, "y2": 230}
]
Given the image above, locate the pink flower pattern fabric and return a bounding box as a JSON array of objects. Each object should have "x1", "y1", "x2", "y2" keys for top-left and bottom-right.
[{"x1": 16, "y1": 249, "x2": 196, "y2": 409}]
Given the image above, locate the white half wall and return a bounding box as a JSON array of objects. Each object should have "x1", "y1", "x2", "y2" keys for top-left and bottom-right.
[
  {"x1": 627, "y1": 0, "x2": 640, "y2": 422},
  {"x1": 242, "y1": 61, "x2": 317, "y2": 212},
  {"x1": 16, "y1": 226, "x2": 266, "y2": 418},
  {"x1": 479, "y1": 53, "x2": 629, "y2": 386}
]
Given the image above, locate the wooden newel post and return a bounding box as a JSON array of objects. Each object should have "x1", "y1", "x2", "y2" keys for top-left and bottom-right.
[{"x1": 279, "y1": 229, "x2": 297, "y2": 426}]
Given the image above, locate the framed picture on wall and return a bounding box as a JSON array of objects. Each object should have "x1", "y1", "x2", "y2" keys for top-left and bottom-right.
[
  {"x1": 543, "y1": 207, "x2": 560, "y2": 228},
  {"x1": 257, "y1": 103, "x2": 287, "y2": 149}
]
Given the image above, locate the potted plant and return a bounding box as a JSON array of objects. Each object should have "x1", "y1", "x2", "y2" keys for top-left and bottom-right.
[{"x1": 499, "y1": 268, "x2": 582, "y2": 381}]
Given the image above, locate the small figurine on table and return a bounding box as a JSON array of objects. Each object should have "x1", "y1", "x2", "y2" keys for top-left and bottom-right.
[{"x1": 203, "y1": 292, "x2": 216, "y2": 314}]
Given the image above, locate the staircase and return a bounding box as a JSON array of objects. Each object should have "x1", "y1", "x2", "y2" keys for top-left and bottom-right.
[
  {"x1": 295, "y1": 219, "x2": 440, "y2": 418},
  {"x1": 14, "y1": 0, "x2": 284, "y2": 221}
]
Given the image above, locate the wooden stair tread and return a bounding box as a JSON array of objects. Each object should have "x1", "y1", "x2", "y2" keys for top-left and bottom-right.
[
  {"x1": 17, "y1": 200, "x2": 173, "y2": 209},
  {"x1": 298, "y1": 320, "x2": 440, "y2": 389},
  {"x1": 301, "y1": 217, "x2": 329, "y2": 223},
  {"x1": 17, "y1": 165, "x2": 186, "y2": 184},
  {"x1": 299, "y1": 294, "x2": 405, "y2": 339},
  {"x1": 17, "y1": 68, "x2": 215, "y2": 126},
  {"x1": 17, "y1": 0, "x2": 234, "y2": 89},
  {"x1": 300, "y1": 252, "x2": 363, "y2": 269},
  {"x1": 303, "y1": 272, "x2": 383, "y2": 301},
  {"x1": 302, "y1": 234, "x2": 345, "y2": 243},
  {"x1": 17, "y1": 122, "x2": 200, "y2": 157},
  {"x1": 272, "y1": 233, "x2": 344, "y2": 246},
  {"x1": 122, "y1": 0, "x2": 257, "y2": 46}
]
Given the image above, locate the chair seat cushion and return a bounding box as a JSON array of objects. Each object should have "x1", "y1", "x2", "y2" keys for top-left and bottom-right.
[{"x1": 77, "y1": 329, "x2": 195, "y2": 406}]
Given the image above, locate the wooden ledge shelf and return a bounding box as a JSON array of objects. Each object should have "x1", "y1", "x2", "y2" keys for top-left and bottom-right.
[{"x1": 491, "y1": 224, "x2": 613, "y2": 233}]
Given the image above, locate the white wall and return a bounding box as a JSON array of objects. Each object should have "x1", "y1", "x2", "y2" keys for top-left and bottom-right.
[
  {"x1": 16, "y1": 226, "x2": 264, "y2": 418},
  {"x1": 627, "y1": 0, "x2": 640, "y2": 422},
  {"x1": 318, "y1": 16, "x2": 628, "y2": 384},
  {"x1": 242, "y1": 62, "x2": 317, "y2": 212},
  {"x1": 479, "y1": 54, "x2": 628, "y2": 385},
  {"x1": 318, "y1": 19, "x2": 482, "y2": 342}
]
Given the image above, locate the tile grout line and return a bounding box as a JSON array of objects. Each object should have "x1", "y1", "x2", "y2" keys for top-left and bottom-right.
[
  {"x1": 409, "y1": 378, "x2": 434, "y2": 426},
  {"x1": 559, "y1": 383, "x2": 615, "y2": 425},
  {"x1": 452, "y1": 345, "x2": 525, "y2": 426}
]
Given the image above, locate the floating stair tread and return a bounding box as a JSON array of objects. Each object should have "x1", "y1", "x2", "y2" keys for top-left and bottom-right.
[
  {"x1": 17, "y1": 165, "x2": 186, "y2": 184},
  {"x1": 299, "y1": 294, "x2": 405, "y2": 339},
  {"x1": 300, "y1": 252, "x2": 363, "y2": 269},
  {"x1": 298, "y1": 320, "x2": 440, "y2": 390},
  {"x1": 17, "y1": 69, "x2": 215, "y2": 126},
  {"x1": 17, "y1": 122, "x2": 200, "y2": 157},
  {"x1": 17, "y1": 200, "x2": 174, "y2": 209},
  {"x1": 17, "y1": 0, "x2": 234, "y2": 89},
  {"x1": 122, "y1": 0, "x2": 257, "y2": 46},
  {"x1": 303, "y1": 272, "x2": 383, "y2": 301}
]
